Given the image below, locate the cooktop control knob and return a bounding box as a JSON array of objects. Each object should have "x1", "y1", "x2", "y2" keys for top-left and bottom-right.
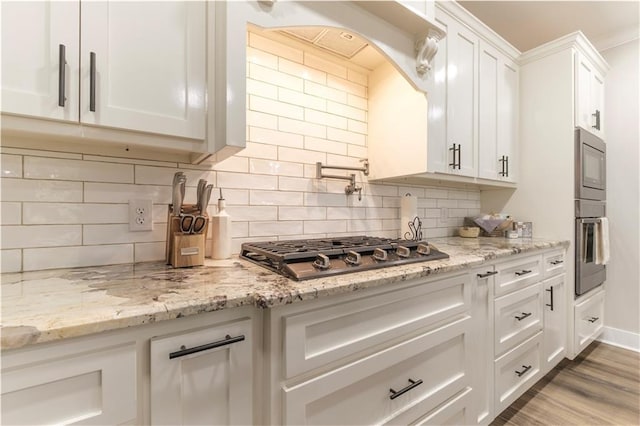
[
  {"x1": 417, "y1": 244, "x2": 431, "y2": 255},
  {"x1": 313, "y1": 253, "x2": 331, "y2": 270},
  {"x1": 373, "y1": 247, "x2": 388, "y2": 261},
  {"x1": 396, "y1": 245, "x2": 411, "y2": 258},
  {"x1": 345, "y1": 251, "x2": 362, "y2": 266}
]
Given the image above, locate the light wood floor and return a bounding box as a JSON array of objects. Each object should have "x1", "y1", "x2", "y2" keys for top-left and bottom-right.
[{"x1": 492, "y1": 341, "x2": 640, "y2": 425}]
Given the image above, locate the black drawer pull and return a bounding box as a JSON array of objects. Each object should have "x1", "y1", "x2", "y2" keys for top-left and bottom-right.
[
  {"x1": 169, "y1": 334, "x2": 245, "y2": 359},
  {"x1": 515, "y1": 312, "x2": 532, "y2": 321},
  {"x1": 515, "y1": 365, "x2": 532, "y2": 377},
  {"x1": 477, "y1": 270, "x2": 498, "y2": 279},
  {"x1": 588, "y1": 317, "x2": 600, "y2": 323},
  {"x1": 550, "y1": 260, "x2": 564, "y2": 265},
  {"x1": 546, "y1": 286, "x2": 554, "y2": 311},
  {"x1": 515, "y1": 269, "x2": 532, "y2": 276},
  {"x1": 389, "y1": 378, "x2": 423, "y2": 400},
  {"x1": 58, "y1": 44, "x2": 66, "y2": 107}
]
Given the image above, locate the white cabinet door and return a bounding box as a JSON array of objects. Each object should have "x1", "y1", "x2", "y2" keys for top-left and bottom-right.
[
  {"x1": 478, "y1": 41, "x2": 518, "y2": 183},
  {"x1": 428, "y1": 11, "x2": 478, "y2": 177},
  {"x1": 575, "y1": 51, "x2": 604, "y2": 138},
  {"x1": 543, "y1": 274, "x2": 567, "y2": 373},
  {"x1": 150, "y1": 319, "x2": 252, "y2": 425},
  {"x1": 80, "y1": 1, "x2": 206, "y2": 139},
  {"x1": 1, "y1": 1, "x2": 79, "y2": 121},
  {"x1": 574, "y1": 288, "x2": 605, "y2": 355}
]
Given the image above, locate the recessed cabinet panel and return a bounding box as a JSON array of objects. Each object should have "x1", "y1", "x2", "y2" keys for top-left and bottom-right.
[
  {"x1": 478, "y1": 43, "x2": 499, "y2": 180},
  {"x1": 81, "y1": 1, "x2": 205, "y2": 139},
  {"x1": 574, "y1": 288, "x2": 605, "y2": 354},
  {"x1": 494, "y1": 283, "x2": 543, "y2": 356},
  {"x1": 497, "y1": 59, "x2": 518, "y2": 183},
  {"x1": 543, "y1": 274, "x2": 567, "y2": 372},
  {"x1": 575, "y1": 51, "x2": 605, "y2": 138},
  {"x1": 1, "y1": 1, "x2": 79, "y2": 121}
]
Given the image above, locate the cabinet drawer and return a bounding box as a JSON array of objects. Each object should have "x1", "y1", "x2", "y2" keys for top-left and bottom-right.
[
  {"x1": 284, "y1": 316, "x2": 471, "y2": 425},
  {"x1": 495, "y1": 283, "x2": 543, "y2": 356},
  {"x1": 494, "y1": 332, "x2": 542, "y2": 414},
  {"x1": 574, "y1": 289, "x2": 605, "y2": 354},
  {"x1": 284, "y1": 273, "x2": 470, "y2": 378},
  {"x1": 543, "y1": 250, "x2": 566, "y2": 278},
  {"x1": 411, "y1": 387, "x2": 472, "y2": 426},
  {"x1": 495, "y1": 255, "x2": 542, "y2": 296},
  {"x1": 1, "y1": 342, "x2": 136, "y2": 425}
]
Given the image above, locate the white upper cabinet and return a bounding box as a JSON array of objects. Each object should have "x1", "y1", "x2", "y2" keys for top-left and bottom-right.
[
  {"x1": 80, "y1": 1, "x2": 205, "y2": 140},
  {"x1": 575, "y1": 50, "x2": 605, "y2": 138},
  {"x1": 478, "y1": 41, "x2": 518, "y2": 183},
  {"x1": 1, "y1": 1, "x2": 80, "y2": 122},
  {"x1": 428, "y1": 11, "x2": 479, "y2": 178}
]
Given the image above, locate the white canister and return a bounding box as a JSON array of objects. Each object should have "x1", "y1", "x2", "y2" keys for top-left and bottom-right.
[{"x1": 210, "y1": 190, "x2": 231, "y2": 259}]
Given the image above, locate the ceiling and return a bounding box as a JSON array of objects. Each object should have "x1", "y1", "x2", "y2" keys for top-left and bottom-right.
[{"x1": 458, "y1": 1, "x2": 640, "y2": 52}]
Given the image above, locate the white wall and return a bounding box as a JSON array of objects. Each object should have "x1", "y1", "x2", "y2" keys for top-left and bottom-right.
[
  {"x1": 601, "y1": 39, "x2": 640, "y2": 335},
  {"x1": 0, "y1": 31, "x2": 481, "y2": 272}
]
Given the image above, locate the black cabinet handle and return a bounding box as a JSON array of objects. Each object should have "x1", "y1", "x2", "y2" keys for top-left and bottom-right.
[
  {"x1": 550, "y1": 260, "x2": 564, "y2": 265},
  {"x1": 546, "y1": 286, "x2": 554, "y2": 311},
  {"x1": 449, "y1": 144, "x2": 461, "y2": 169},
  {"x1": 449, "y1": 143, "x2": 457, "y2": 169},
  {"x1": 592, "y1": 110, "x2": 600, "y2": 130},
  {"x1": 515, "y1": 365, "x2": 532, "y2": 377},
  {"x1": 389, "y1": 378, "x2": 423, "y2": 400},
  {"x1": 515, "y1": 312, "x2": 532, "y2": 321},
  {"x1": 90, "y1": 52, "x2": 96, "y2": 112},
  {"x1": 505, "y1": 155, "x2": 509, "y2": 177},
  {"x1": 169, "y1": 334, "x2": 245, "y2": 359},
  {"x1": 515, "y1": 269, "x2": 532, "y2": 276},
  {"x1": 58, "y1": 44, "x2": 66, "y2": 107},
  {"x1": 498, "y1": 156, "x2": 505, "y2": 176},
  {"x1": 588, "y1": 317, "x2": 600, "y2": 323},
  {"x1": 457, "y1": 144, "x2": 461, "y2": 169},
  {"x1": 477, "y1": 270, "x2": 498, "y2": 279}
]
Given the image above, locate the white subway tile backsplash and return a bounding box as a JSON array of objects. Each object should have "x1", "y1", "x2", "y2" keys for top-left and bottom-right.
[
  {"x1": 249, "y1": 221, "x2": 303, "y2": 237},
  {"x1": 1, "y1": 202, "x2": 21, "y2": 225},
  {"x1": 249, "y1": 32, "x2": 303, "y2": 63},
  {"x1": 250, "y1": 95, "x2": 304, "y2": 121},
  {"x1": 1, "y1": 154, "x2": 22, "y2": 177},
  {"x1": 84, "y1": 183, "x2": 172, "y2": 204},
  {"x1": 24, "y1": 157, "x2": 133, "y2": 183},
  {"x1": 304, "y1": 220, "x2": 346, "y2": 234},
  {"x1": 279, "y1": 206, "x2": 326, "y2": 221},
  {"x1": 278, "y1": 87, "x2": 327, "y2": 111},
  {"x1": 2, "y1": 225, "x2": 81, "y2": 249},
  {"x1": 278, "y1": 117, "x2": 326, "y2": 139},
  {"x1": 327, "y1": 127, "x2": 366, "y2": 146},
  {"x1": 249, "y1": 159, "x2": 303, "y2": 177},
  {"x1": 304, "y1": 52, "x2": 348, "y2": 78},
  {"x1": 250, "y1": 190, "x2": 303, "y2": 206},
  {"x1": 2, "y1": 179, "x2": 83, "y2": 202},
  {"x1": 23, "y1": 244, "x2": 133, "y2": 271},
  {"x1": 134, "y1": 242, "x2": 165, "y2": 263},
  {"x1": 304, "y1": 137, "x2": 347, "y2": 156},
  {"x1": 279, "y1": 58, "x2": 327, "y2": 84},
  {"x1": 1, "y1": 249, "x2": 22, "y2": 272},
  {"x1": 217, "y1": 172, "x2": 277, "y2": 191},
  {"x1": 1, "y1": 31, "x2": 481, "y2": 272}
]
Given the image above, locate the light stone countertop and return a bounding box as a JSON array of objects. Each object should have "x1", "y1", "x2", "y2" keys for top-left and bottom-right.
[{"x1": 1, "y1": 237, "x2": 568, "y2": 350}]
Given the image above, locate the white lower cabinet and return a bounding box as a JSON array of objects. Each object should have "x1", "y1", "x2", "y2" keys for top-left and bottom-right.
[
  {"x1": 543, "y1": 273, "x2": 567, "y2": 373},
  {"x1": 494, "y1": 282, "x2": 543, "y2": 356},
  {"x1": 494, "y1": 332, "x2": 543, "y2": 414},
  {"x1": 283, "y1": 316, "x2": 471, "y2": 425},
  {"x1": 150, "y1": 318, "x2": 252, "y2": 425},
  {"x1": 1, "y1": 338, "x2": 136, "y2": 425},
  {"x1": 574, "y1": 288, "x2": 605, "y2": 355}
]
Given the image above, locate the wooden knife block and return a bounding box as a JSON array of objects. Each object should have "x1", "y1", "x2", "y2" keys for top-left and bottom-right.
[{"x1": 165, "y1": 204, "x2": 209, "y2": 268}]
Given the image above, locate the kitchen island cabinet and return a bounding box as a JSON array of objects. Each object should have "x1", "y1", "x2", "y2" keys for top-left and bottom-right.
[{"x1": 1, "y1": 238, "x2": 568, "y2": 424}]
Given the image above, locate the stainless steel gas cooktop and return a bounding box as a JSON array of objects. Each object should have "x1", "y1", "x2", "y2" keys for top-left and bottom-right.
[{"x1": 240, "y1": 236, "x2": 449, "y2": 281}]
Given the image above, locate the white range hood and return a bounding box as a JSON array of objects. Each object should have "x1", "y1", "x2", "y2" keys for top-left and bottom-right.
[{"x1": 207, "y1": 0, "x2": 446, "y2": 163}]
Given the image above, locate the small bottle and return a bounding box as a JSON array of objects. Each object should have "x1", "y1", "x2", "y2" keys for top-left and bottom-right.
[{"x1": 210, "y1": 189, "x2": 231, "y2": 259}]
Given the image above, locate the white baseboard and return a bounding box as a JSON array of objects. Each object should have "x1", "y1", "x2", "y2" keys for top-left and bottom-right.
[{"x1": 597, "y1": 326, "x2": 640, "y2": 352}]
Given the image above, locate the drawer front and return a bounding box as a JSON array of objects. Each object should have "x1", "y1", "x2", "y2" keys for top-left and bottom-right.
[
  {"x1": 284, "y1": 316, "x2": 471, "y2": 426},
  {"x1": 495, "y1": 255, "x2": 542, "y2": 296},
  {"x1": 495, "y1": 332, "x2": 542, "y2": 414},
  {"x1": 284, "y1": 273, "x2": 470, "y2": 378},
  {"x1": 1, "y1": 343, "x2": 136, "y2": 425},
  {"x1": 495, "y1": 283, "x2": 543, "y2": 356},
  {"x1": 574, "y1": 289, "x2": 605, "y2": 354},
  {"x1": 543, "y1": 250, "x2": 566, "y2": 278},
  {"x1": 410, "y1": 387, "x2": 472, "y2": 426}
]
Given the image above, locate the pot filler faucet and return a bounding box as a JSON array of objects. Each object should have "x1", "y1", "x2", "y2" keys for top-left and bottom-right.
[{"x1": 316, "y1": 159, "x2": 369, "y2": 201}]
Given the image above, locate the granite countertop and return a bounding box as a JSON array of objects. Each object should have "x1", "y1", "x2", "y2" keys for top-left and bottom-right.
[{"x1": 1, "y1": 237, "x2": 568, "y2": 350}]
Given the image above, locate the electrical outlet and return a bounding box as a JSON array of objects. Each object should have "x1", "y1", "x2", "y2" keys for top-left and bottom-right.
[{"x1": 129, "y1": 199, "x2": 153, "y2": 231}]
